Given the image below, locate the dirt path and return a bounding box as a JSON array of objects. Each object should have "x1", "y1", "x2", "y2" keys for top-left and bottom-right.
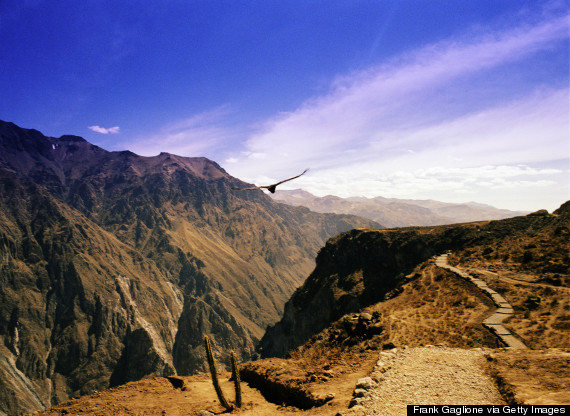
[
  {"x1": 435, "y1": 254, "x2": 527, "y2": 349},
  {"x1": 349, "y1": 346, "x2": 504, "y2": 415}
]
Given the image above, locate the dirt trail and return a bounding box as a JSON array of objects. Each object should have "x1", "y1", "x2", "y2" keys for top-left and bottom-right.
[
  {"x1": 435, "y1": 254, "x2": 527, "y2": 349},
  {"x1": 349, "y1": 346, "x2": 504, "y2": 415}
]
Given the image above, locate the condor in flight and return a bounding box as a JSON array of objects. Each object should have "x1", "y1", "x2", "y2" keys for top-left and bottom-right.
[{"x1": 232, "y1": 168, "x2": 309, "y2": 193}]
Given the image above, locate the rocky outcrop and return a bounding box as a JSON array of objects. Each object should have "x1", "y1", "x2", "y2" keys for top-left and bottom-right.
[
  {"x1": 0, "y1": 120, "x2": 379, "y2": 415},
  {"x1": 258, "y1": 228, "x2": 439, "y2": 357}
]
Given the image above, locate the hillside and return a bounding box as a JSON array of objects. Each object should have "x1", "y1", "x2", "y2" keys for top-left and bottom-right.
[
  {"x1": 271, "y1": 189, "x2": 526, "y2": 227},
  {"x1": 259, "y1": 202, "x2": 569, "y2": 357},
  {"x1": 0, "y1": 120, "x2": 379, "y2": 416},
  {"x1": 28, "y1": 202, "x2": 570, "y2": 415}
]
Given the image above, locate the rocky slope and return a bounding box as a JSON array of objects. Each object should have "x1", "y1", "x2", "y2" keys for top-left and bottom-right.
[
  {"x1": 258, "y1": 202, "x2": 569, "y2": 357},
  {"x1": 271, "y1": 189, "x2": 526, "y2": 227},
  {"x1": 24, "y1": 203, "x2": 570, "y2": 415},
  {"x1": 0, "y1": 120, "x2": 379, "y2": 415}
]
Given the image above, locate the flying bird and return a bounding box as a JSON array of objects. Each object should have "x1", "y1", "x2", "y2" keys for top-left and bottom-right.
[{"x1": 232, "y1": 168, "x2": 309, "y2": 193}]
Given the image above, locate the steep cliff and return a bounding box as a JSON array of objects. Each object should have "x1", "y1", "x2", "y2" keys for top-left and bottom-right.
[{"x1": 0, "y1": 120, "x2": 379, "y2": 415}]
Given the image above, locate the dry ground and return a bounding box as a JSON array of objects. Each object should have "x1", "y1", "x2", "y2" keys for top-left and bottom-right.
[
  {"x1": 29, "y1": 347, "x2": 570, "y2": 415},
  {"x1": 30, "y1": 251, "x2": 570, "y2": 415},
  {"x1": 488, "y1": 348, "x2": 570, "y2": 405},
  {"x1": 30, "y1": 351, "x2": 379, "y2": 416},
  {"x1": 302, "y1": 261, "x2": 503, "y2": 352},
  {"x1": 448, "y1": 237, "x2": 570, "y2": 349}
]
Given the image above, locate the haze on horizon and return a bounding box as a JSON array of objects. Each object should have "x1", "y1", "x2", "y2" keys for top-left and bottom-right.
[{"x1": 1, "y1": 1, "x2": 568, "y2": 212}]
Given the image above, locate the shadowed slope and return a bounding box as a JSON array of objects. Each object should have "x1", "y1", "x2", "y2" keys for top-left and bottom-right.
[{"x1": 0, "y1": 120, "x2": 379, "y2": 415}]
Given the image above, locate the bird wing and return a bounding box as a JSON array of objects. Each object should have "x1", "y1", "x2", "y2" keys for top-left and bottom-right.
[
  {"x1": 231, "y1": 168, "x2": 309, "y2": 191},
  {"x1": 272, "y1": 168, "x2": 309, "y2": 186}
]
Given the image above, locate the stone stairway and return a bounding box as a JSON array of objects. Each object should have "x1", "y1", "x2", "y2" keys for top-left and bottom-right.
[{"x1": 435, "y1": 253, "x2": 527, "y2": 349}]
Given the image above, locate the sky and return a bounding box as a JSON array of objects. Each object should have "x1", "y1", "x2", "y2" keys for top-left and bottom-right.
[{"x1": 1, "y1": 0, "x2": 568, "y2": 212}]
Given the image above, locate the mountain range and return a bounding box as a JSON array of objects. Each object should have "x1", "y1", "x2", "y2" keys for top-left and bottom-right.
[
  {"x1": 258, "y1": 202, "x2": 569, "y2": 358},
  {"x1": 0, "y1": 120, "x2": 378, "y2": 415},
  {"x1": 271, "y1": 189, "x2": 527, "y2": 227},
  {"x1": 25, "y1": 201, "x2": 570, "y2": 414},
  {"x1": 1, "y1": 120, "x2": 563, "y2": 416}
]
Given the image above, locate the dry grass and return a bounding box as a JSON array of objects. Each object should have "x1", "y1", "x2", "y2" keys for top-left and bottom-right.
[
  {"x1": 300, "y1": 261, "x2": 503, "y2": 353},
  {"x1": 487, "y1": 349, "x2": 570, "y2": 405},
  {"x1": 448, "y1": 225, "x2": 570, "y2": 349}
]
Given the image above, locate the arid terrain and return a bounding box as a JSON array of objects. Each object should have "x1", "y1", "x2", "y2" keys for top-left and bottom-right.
[
  {"x1": 28, "y1": 346, "x2": 570, "y2": 416},
  {"x1": 2, "y1": 122, "x2": 568, "y2": 415},
  {"x1": 30, "y1": 215, "x2": 570, "y2": 414},
  {"x1": 271, "y1": 189, "x2": 526, "y2": 227}
]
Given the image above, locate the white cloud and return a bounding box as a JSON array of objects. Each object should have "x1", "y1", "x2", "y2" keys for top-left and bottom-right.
[
  {"x1": 222, "y1": 12, "x2": 569, "y2": 211},
  {"x1": 88, "y1": 125, "x2": 120, "y2": 134},
  {"x1": 122, "y1": 107, "x2": 244, "y2": 157},
  {"x1": 233, "y1": 14, "x2": 568, "y2": 173},
  {"x1": 299, "y1": 162, "x2": 566, "y2": 210}
]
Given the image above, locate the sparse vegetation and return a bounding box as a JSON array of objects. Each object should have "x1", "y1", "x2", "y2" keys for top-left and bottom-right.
[
  {"x1": 487, "y1": 349, "x2": 570, "y2": 404},
  {"x1": 203, "y1": 336, "x2": 243, "y2": 411},
  {"x1": 447, "y1": 209, "x2": 570, "y2": 348},
  {"x1": 204, "y1": 335, "x2": 232, "y2": 411}
]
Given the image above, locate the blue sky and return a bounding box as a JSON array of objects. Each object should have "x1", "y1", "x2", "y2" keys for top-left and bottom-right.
[{"x1": 1, "y1": 1, "x2": 568, "y2": 212}]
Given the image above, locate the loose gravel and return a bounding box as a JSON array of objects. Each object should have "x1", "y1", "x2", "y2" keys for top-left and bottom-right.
[{"x1": 343, "y1": 346, "x2": 505, "y2": 416}]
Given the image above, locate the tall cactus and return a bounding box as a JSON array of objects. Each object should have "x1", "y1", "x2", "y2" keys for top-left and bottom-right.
[
  {"x1": 230, "y1": 350, "x2": 242, "y2": 408},
  {"x1": 203, "y1": 335, "x2": 232, "y2": 411}
]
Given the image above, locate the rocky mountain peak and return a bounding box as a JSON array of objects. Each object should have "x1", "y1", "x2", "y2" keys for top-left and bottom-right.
[{"x1": 0, "y1": 121, "x2": 379, "y2": 416}]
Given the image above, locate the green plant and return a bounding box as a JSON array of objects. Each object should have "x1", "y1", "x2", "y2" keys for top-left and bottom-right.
[{"x1": 204, "y1": 335, "x2": 232, "y2": 411}]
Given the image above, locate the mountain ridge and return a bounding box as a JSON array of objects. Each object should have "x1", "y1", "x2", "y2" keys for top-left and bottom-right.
[
  {"x1": 0, "y1": 120, "x2": 379, "y2": 415},
  {"x1": 271, "y1": 189, "x2": 527, "y2": 227},
  {"x1": 27, "y1": 201, "x2": 570, "y2": 415}
]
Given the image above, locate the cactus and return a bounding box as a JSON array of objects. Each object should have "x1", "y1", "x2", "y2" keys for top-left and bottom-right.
[
  {"x1": 204, "y1": 335, "x2": 232, "y2": 411},
  {"x1": 230, "y1": 350, "x2": 242, "y2": 408}
]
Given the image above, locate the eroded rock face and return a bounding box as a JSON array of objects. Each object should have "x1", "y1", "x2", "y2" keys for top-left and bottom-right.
[
  {"x1": 0, "y1": 120, "x2": 380, "y2": 415},
  {"x1": 258, "y1": 229, "x2": 437, "y2": 358}
]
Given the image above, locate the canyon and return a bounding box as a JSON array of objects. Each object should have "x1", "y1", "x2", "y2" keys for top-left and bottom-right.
[
  {"x1": 0, "y1": 120, "x2": 377, "y2": 415},
  {"x1": 1, "y1": 120, "x2": 567, "y2": 415}
]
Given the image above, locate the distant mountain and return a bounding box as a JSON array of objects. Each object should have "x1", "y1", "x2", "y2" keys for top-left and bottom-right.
[
  {"x1": 259, "y1": 202, "x2": 569, "y2": 358},
  {"x1": 271, "y1": 189, "x2": 527, "y2": 227},
  {"x1": 0, "y1": 120, "x2": 379, "y2": 415}
]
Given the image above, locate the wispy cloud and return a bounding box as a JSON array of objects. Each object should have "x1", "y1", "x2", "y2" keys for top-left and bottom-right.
[
  {"x1": 88, "y1": 125, "x2": 120, "y2": 134},
  {"x1": 222, "y1": 12, "x2": 568, "y2": 210},
  {"x1": 121, "y1": 107, "x2": 245, "y2": 157},
  {"x1": 233, "y1": 14, "x2": 568, "y2": 169},
  {"x1": 118, "y1": 10, "x2": 567, "y2": 211}
]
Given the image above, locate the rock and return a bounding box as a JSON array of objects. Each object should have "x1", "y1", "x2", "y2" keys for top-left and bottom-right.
[
  {"x1": 370, "y1": 372, "x2": 385, "y2": 382},
  {"x1": 353, "y1": 388, "x2": 367, "y2": 398},
  {"x1": 348, "y1": 398, "x2": 366, "y2": 409},
  {"x1": 359, "y1": 313, "x2": 372, "y2": 321},
  {"x1": 166, "y1": 376, "x2": 184, "y2": 389},
  {"x1": 356, "y1": 376, "x2": 377, "y2": 390}
]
